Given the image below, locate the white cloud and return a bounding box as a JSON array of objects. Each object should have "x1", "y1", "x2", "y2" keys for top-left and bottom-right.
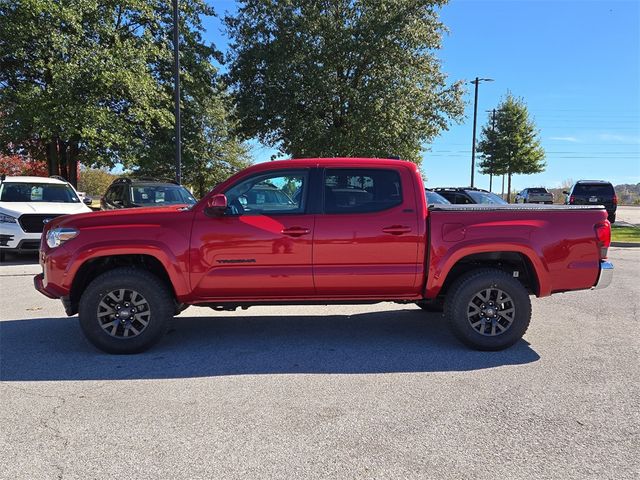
[
  {"x1": 597, "y1": 133, "x2": 640, "y2": 143},
  {"x1": 548, "y1": 136, "x2": 579, "y2": 142}
]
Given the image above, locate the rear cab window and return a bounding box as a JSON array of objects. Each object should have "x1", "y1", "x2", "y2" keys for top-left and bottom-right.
[{"x1": 323, "y1": 168, "x2": 402, "y2": 214}]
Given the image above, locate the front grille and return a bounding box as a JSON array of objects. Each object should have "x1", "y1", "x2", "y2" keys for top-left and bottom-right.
[
  {"x1": 0, "y1": 234, "x2": 14, "y2": 246},
  {"x1": 18, "y1": 214, "x2": 62, "y2": 233}
]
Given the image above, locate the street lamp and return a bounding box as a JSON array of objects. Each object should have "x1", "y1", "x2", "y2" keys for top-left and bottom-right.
[
  {"x1": 469, "y1": 77, "x2": 493, "y2": 188},
  {"x1": 172, "y1": 0, "x2": 181, "y2": 184}
]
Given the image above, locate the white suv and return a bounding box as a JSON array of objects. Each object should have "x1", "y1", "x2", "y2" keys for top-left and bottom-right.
[{"x1": 0, "y1": 176, "x2": 92, "y2": 260}]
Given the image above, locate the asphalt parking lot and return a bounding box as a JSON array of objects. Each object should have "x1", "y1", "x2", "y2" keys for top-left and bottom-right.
[{"x1": 1, "y1": 248, "x2": 638, "y2": 480}]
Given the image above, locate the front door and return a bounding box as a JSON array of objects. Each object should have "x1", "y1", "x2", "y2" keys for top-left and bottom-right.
[
  {"x1": 191, "y1": 169, "x2": 314, "y2": 300},
  {"x1": 313, "y1": 167, "x2": 420, "y2": 297}
]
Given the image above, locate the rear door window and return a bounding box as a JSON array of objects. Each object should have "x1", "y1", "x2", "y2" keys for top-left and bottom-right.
[{"x1": 323, "y1": 169, "x2": 402, "y2": 214}]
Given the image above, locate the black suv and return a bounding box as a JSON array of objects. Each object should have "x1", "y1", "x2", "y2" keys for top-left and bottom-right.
[
  {"x1": 564, "y1": 180, "x2": 617, "y2": 223},
  {"x1": 432, "y1": 187, "x2": 508, "y2": 205},
  {"x1": 101, "y1": 178, "x2": 197, "y2": 210}
]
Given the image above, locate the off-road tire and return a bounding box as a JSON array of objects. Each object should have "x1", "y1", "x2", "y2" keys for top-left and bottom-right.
[
  {"x1": 78, "y1": 267, "x2": 173, "y2": 354},
  {"x1": 444, "y1": 268, "x2": 531, "y2": 351}
]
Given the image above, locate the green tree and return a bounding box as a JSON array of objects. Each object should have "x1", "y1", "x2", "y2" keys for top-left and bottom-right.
[
  {"x1": 0, "y1": 0, "x2": 248, "y2": 190},
  {"x1": 77, "y1": 167, "x2": 118, "y2": 198},
  {"x1": 477, "y1": 94, "x2": 545, "y2": 202},
  {"x1": 225, "y1": 0, "x2": 464, "y2": 163}
]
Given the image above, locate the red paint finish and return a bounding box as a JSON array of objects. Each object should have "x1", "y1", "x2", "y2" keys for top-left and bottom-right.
[
  {"x1": 313, "y1": 164, "x2": 423, "y2": 296},
  {"x1": 34, "y1": 158, "x2": 610, "y2": 311},
  {"x1": 190, "y1": 213, "x2": 315, "y2": 298}
]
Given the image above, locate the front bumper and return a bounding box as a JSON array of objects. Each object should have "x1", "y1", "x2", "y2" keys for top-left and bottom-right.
[
  {"x1": 593, "y1": 261, "x2": 613, "y2": 290},
  {"x1": 0, "y1": 222, "x2": 41, "y2": 251}
]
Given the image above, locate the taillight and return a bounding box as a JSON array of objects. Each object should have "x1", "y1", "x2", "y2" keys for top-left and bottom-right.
[
  {"x1": 613, "y1": 194, "x2": 618, "y2": 206},
  {"x1": 569, "y1": 195, "x2": 575, "y2": 204},
  {"x1": 595, "y1": 221, "x2": 611, "y2": 259}
]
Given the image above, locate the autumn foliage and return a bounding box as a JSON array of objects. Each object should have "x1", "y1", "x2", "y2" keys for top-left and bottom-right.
[{"x1": 0, "y1": 154, "x2": 48, "y2": 177}]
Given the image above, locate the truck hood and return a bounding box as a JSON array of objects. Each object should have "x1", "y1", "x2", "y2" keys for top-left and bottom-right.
[
  {"x1": 0, "y1": 201, "x2": 92, "y2": 217},
  {"x1": 49, "y1": 204, "x2": 191, "y2": 230}
]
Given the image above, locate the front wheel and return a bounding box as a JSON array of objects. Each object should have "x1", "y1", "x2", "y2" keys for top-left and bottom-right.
[
  {"x1": 444, "y1": 269, "x2": 531, "y2": 351},
  {"x1": 78, "y1": 267, "x2": 174, "y2": 354},
  {"x1": 608, "y1": 213, "x2": 616, "y2": 223}
]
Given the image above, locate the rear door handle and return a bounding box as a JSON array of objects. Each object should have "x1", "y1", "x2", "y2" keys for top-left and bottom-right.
[
  {"x1": 282, "y1": 227, "x2": 311, "y2": 237},
  {"x1": 382, "y1": 225, "x2": 412, "y2": 235}
]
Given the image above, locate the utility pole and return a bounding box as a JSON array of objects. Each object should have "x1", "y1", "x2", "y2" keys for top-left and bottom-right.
[
  {"x1": 469, "y1": 77, "x2": 493, "y2": 187},
  {"x1": 172, "y1": 0, "x2": 182, "y2": 184}
]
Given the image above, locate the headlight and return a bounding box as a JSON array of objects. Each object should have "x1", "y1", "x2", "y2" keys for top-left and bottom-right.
[
  {"x1": 0, "y1": 213, "x2": 17, "y2": 223},
  {"x1": 46, "y1": 228, "x2": 79, "y2": 248}
]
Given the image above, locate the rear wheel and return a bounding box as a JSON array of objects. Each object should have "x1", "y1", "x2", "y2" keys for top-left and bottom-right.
[
  {"x1": 444, "y1": 269, "x2": 531, "y2": 351},
  {"x1": 78, "y1": 267, "x2": 174, "y2": 354}
]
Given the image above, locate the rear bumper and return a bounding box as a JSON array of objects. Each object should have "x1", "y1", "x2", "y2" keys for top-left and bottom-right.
[{"x1": 593, "y1": 261, "x2": 614, "y2": 290}]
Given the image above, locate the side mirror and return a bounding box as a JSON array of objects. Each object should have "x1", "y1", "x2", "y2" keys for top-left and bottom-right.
[
  {"x1": 205, "y1": 194, "x2": 228, "y2": 217},
  {"x1": 563, "y1": 191, "x2": 569, "y2": 195},
  {"x1": 83, "y1": 197, "x2": 93, "y2": 206}
]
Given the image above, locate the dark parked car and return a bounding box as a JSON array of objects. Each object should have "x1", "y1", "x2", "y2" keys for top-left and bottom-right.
[
  {"x1": 425, "y1": 189, "x2": 451, "y2": 205},
  {"x1": 515, "y1": 188, "x2": 554, "y2": 204},
  {"x1": 564, "y1": 180, "x2": 617, "y2": 223},
  {"x1": 101, "y1": 178, "x2": 197, "y2": 210},
  {"x1": 433, "y1": 187, "x2": 508, "y2": 205}
]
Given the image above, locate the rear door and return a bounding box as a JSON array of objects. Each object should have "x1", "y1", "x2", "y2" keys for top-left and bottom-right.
[{"x1": 312, "y1": 166, "x2": 420, "y2": 296}]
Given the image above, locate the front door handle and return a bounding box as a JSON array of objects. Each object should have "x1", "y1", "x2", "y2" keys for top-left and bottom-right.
[
  {"x1": 282, "y1": 227, "x2": 311, "y2": 237},
  {"x1": 382, "y1": 225, "x2": 412, "y2": 235}
]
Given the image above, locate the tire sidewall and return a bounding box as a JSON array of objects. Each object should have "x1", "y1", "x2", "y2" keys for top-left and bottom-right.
[
  {"x1": 79, "y1": 268, "x2": 172, "y2": 354},
  {"x1": 445, "y1": 270, "x2": 531, "y2": 351}
]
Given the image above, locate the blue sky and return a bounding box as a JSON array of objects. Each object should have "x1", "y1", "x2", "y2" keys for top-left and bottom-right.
[{"x1": 202, "y1": 0, "x2": 640, "y2": 191}]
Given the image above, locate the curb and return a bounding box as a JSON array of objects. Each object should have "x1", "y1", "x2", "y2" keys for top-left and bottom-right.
[{"x1": 611, "y1": 242, "x2": 640, "y2": 248}]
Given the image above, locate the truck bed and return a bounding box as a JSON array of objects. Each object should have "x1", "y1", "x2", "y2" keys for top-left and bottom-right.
[{"x1": 429, "y1": 204, "x2": 605, "y2": 212}]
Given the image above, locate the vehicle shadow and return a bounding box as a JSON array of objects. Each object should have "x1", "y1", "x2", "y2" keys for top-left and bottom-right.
[{"x1": 0, "y1": 309, "x2": 540, "y2": 381}]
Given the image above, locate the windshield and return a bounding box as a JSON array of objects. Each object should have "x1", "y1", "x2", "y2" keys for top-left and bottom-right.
[
  {"x1": 130, "y1": 185, "x2": 196, "y2": 206},
  {"x1": 425, "y1": 190, "x2": 451, "y2": 205},
  {"x1": 467, "y1": 190, "x2": 508, "y2": 205},
  {"x1": 0, "y1": 182, "x2": 80, "y2": 203},
  {"x1": 528, "y1": 188, "x2": 548, "y2": 194}
]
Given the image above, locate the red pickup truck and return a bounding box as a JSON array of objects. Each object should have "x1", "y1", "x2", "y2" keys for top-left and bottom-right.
[{"x1": 34, "y1": 158, "x2": 613, "y2": 354}]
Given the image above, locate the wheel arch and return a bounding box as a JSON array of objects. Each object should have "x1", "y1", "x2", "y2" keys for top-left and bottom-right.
[
  {"x1": 428, "y1": 249, "x2": 547, "y2": 300},
  {"x1": 68, "y1": 254, "x2": 178, "y2": 316}
]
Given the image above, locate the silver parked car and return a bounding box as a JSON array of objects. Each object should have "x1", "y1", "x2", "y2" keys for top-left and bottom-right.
[{"x1": 515, "y1": 188, "x2": 554, "y2": 204}]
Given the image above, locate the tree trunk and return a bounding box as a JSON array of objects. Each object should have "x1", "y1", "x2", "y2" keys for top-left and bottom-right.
[
  {"x1": 47, "y1": 140, "x2": 59, "y2": 177},
  {"x1": 489, "y1": 174, "x2": 493, "y2": 192},
  {"x1": 58, "y1": 140, "x2": 68, "y2": 180},
  {"x1": 67, "y1": 143, "x2": 79, "y2": 188},
  {"x1": 507, "y1": 172, "x2": 512, "y2": 203}
]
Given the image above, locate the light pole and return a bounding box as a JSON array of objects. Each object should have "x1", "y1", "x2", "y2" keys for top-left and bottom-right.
[
  {"x1": 172, "y1": 0, "x2": 182, "y2": 184},
  {"x1": 469, "y1": 77, "x2": 493, "y2": 187}
]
